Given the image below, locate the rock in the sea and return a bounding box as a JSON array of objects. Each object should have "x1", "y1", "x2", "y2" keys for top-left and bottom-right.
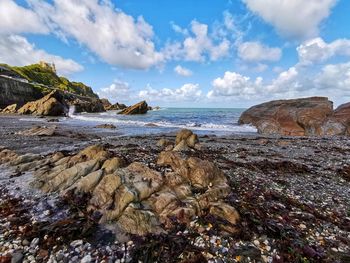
[
  {"x1": 107, "y1": 102, "x2": 127, "y2": 110},
  {"x1": 69, "y1": 98, "x2": 105, "y2": 113},
  {"x1": 239, "y1": 97, "x2": 334, "y2": 136},
  {"x1": 94, "y1": 124, "x2": 117, "y2": 129},
  {"x1": 16, "y1": 125, "x2": 57, "y2": 136},
  {"x1": 18, "y1": 90, "x2": 68, "y2": 116},
  {"x1": 100, "y1": 98, "x2": 112, "y2": 110},
  {"x1": 0, "y1": 144, "x2": 239, "y2": 236},
  {"x1": 118, "y1": 101, "x2": 148, "y2": 115},
  {"x1": 1, "y1": 104, "x2": 19, "y2": 114}
]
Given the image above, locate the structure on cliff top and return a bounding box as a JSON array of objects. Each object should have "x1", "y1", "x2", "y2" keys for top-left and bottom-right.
[{"x1": 39, "y1": 61, "x2": 56, "y2": 73}]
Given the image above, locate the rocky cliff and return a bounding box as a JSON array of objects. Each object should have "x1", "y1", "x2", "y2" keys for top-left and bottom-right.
[{"x1": 0, "y1": 76, "x2": 43, "y2": 109}]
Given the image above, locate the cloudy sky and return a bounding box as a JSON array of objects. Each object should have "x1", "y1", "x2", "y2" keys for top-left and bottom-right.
[{"x1": 1, "y1": 0, "x2": 350, "y2": 107}]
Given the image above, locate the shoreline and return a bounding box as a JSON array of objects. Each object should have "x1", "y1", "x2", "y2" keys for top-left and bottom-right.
[{"x1": 0, "y1": 115, "x2": 350, "y2": 262}]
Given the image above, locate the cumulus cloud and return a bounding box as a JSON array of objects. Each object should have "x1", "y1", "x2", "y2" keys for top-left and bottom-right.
[
  {"x1": 0, "y1": 35, "x2": 83, "y2": 75},
  {"x1": 139, "y1": 83, "x2": 202, "y2": 102},
  {"x1": 208, "y1": 71, "x2": 263, "y2": 98},
  {"x1": 97, "y1": 80, "x2": 133, "y2": 103},
  {"x1": 23, "y1": 0, "x2": 164, "y2": 69},
  {"x1": 243, "y1": 0, "x2": 337, "y2": 39},
  {"x1": 238, "y1": 41, "x2": 282, "y2": 62},
  {"x1": 174, "y1": 65, "x2": 193, "y2": 77},
  {"x1": 297, "y1": 37, "x2": 350, "y2": 65},
  {"x1": 165, "y1": 20, "x2": 231, "y2": 62},
  {"x1": 0, "y1": 0, "x2": 48, "y2": 34},
  {"x1": 314, "y1": 62, "x2": 350, "y2": 94}
]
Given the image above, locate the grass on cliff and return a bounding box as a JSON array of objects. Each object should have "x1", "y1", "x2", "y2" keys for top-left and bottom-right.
[{"x1": 0, "y1": 63, "x2": 98, "y2": 98}]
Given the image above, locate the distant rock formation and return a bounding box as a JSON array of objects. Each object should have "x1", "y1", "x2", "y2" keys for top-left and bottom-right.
[
  {"x1": 118, "y1": 101, "x2": 148, "y2": 115},
  {"x1": 0, "y1": 76, "x2": 43, "y2": 109},
  {"x1": 100, "y1": 98, "x2": 112, "y2": 110},
  {"x1": 68, "y1": 98, "x2": 105, "y2": 113},
  {"x1": 239, "y1": 97, "x2": 350, "y2": 136},
  {"x1": 18, "y1": 90, "x2": 69, "y2": 116}
]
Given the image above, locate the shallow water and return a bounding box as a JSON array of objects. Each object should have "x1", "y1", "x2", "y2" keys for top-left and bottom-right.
[{"x1": 63, "y1": 108, "x2": 257, "y2": 136}]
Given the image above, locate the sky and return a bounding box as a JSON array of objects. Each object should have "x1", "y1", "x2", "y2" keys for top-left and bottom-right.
[{"x1": 1, "y1": 0, "x2": 350, "y2": 108}]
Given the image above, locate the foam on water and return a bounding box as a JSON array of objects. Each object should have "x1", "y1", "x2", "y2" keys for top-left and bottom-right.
[{"x1": 65, "y1": 108, "x2": 257, "y2": 135}]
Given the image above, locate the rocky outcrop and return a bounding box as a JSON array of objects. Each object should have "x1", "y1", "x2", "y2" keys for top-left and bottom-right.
[
  {"x1": 0, "y1": 76, "x2": 43, "y2": 109},
  {"x1": 157, "y1": 129, "x2": 200, "y2": 151},
  {"x1": 118, "y1": 101, "x2": 148, "y2": 115},
  {"x1": 94, "y1": 124, "x2": 117, "y2": 129},
  {"x1": 107, "y1": 102, "x2": 127, "y2": 111},
  {"x1": 1, "y1": 104, "x2": 19, "y2": 114},
  {"x1": 100, "y1": 99, "x2": 112, "y2": 111},
  {"x1": 239, "y1": 97, "x2": 337, "y2": 136},
  {"x1": 68, "y1": 98, "x2": 105, "y2": 113},
  {"x1": 18, "y1": 90, "x2": 69, "y2": 116},
  {"x1": 0, "y1": 144, "x2": 239, "y2": 236}
]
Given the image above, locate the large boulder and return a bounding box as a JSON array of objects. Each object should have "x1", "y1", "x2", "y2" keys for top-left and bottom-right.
[
  {"x1": 107, "y1": 102, "x2": 127, "y2": 111},
  {"x1": 68, "y1": 98, "x2": 105, "y2": 113},
  {"x1": 18, "y1": 90, "x2": 68, "y2": 116},
  {"x1": 100, "y1": 98, "x2": 112, "y2": 110},
  {"x1": 1, "y1": 104, "x2": 19, "y2": 114},
  {"x1": 118, "y1": 101, "x2": 148, "y2": 115},
  {"x1": 239, "y1": 97, "x2": 334, "y2": 136},
  {"x1": 0, "y1": 145, "x2": 239, "y2": 236}
]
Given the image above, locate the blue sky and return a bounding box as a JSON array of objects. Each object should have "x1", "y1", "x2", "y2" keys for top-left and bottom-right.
[{"x1": 1, "y1": 0, "x2": 350, "y2": 107}]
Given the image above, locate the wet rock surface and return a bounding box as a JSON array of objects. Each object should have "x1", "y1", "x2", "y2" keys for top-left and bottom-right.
[
  {"x1": 0, "y1": 117, "x2": 350, "y2": 262},
  {"x1": 118, "y1": 101, "x2": 148, "y2": 115}
]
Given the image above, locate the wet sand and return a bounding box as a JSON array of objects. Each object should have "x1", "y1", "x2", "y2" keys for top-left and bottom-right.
[{"x1": 1, "y1": 115, "x2": 350, "y2": 262}]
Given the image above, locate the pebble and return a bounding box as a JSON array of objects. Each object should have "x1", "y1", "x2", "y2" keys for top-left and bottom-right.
[
  {"x1": 70, "y1": 240, "x2": 83, "y2": 247},
  {"x1": 81, "y1": 254, "x2": 92, "y2": 263},
  {"x1": 30, "y1": 238, "x2": 39, "y2": 248}
]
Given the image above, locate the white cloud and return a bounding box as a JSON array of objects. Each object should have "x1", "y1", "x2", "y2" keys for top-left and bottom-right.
[
  {"x1": 297, "y1": 37, "x2": 350, "y2": 65},
  {"x1": 238, "y1": 41, "x2": 282, "y2": 62},
  {"x1": 208, "y1": 71, "x2": 262, "y2": 98},
  {"x1": 314, "y1": 62, "x2": 350, "y2": 93},
  {"x1": 139, "y1": 83, "x2": 202, "y2": 102},
  {"x1": 243, "y1": 0, "x2": 337, "y2": 39},
  {"x1": 170, "y1": 22, "x2": 189, "y2": 35},
  {"x1": 0, "y1": 35, "x2": 83, "y2": 75},
  {"x1": 165, "y1": 20, "x2": 231, "y2": 62},
  {"x1": 27, "y1": 0, "x2": 164, "y2": 69},
  {"x1": 0, "y1": 0, "x2": 48, "y2": 34},
  {"x1": 174, "y1": 65, "x2": 193, "y2": 77},
  {"x1": 98, "y1": 80, "x2": 132, "y2": 103}
]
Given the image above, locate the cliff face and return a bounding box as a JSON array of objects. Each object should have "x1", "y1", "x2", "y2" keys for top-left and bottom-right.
[{"x1": 0, "y1": 77, "x2": 43, "y2": 109}]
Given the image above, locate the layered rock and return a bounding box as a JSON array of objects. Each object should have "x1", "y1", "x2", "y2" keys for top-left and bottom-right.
[
  {"x1": 239, "y1": 97, "x2": 336, "y2": 136},
  {"x1": 107, "y1": 102, "x2": 127, "y2": 111},
  {"x1": 18, "y1": 90, "x2": 69, "y2": 116},
  {"x1": 0, "y1": 144, "x2": 239, "y2": 236},
  {"x1": 1, "y1": 104, "x2": 19, "y2": 114},
  {"x1": 0, "y1": 76, "x2": 43, "y2": 109},
  {"x1": 118, "y1": 101, "x2": 148, "y2": 115},
  {"x1": 68, "y1": 98, "x2": 105, "y2": 113},
  {"x1": 100, "y1": 99, "x2": 112, "y2": 111},
  {"x1": 157, "y1": 129, "x2": 200, "y2": 151}
]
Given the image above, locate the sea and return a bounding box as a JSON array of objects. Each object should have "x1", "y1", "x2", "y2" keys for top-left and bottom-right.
[{"x1": 63, "y1": 107, "x2": 257, "y2": 136}]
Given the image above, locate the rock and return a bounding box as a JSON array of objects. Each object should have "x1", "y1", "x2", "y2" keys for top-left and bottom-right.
[
  {"x1": 68, "y1": 98, "x2": 105, "y2": 113},
  {"x1": 175, "y1": 129, "x2": 193, "y2": 145},
  {"x1": 94, "y1": 124, "x2": 117, "y2": 129},
  {"x1": 173, "y1": 140, "x2": 190, "y2": 152},
  {"x1": 81, "y1": 255, "x2": 92, "y2": 263},
  {"x1": 30, "y1": 237, "x2": 39, "y2": 248},
  {"x1": 100, "y1": 98, "x2": 112, "y2": 110},
  {"x1": 70, "y1": 240, "x2": 83, "y2": 247},
  {"x1": 107, "y1": 102, "x2": 127, "y2": 110},
  {"x1": 157, "y1": 138, "x2": 173, "y2": 148},
  {"x1": 18, "y1": 90, "x2": 68, "y2": 116},
  {"x1": 2, "y1": 144, "x2": 238, "y2": 236},
  {"x1": 10, "y1": 252, "x2": 23, "y2": 263},
  {"x1": 239, "y1": 97, "x2": 334, "y2": 136},
  {"x1": 118, "y1": 101, "x2": 148, "y2": 115},
  {"x1": 1, "y1": 104, "x2": 18, "y2": 114},
  {"x1": 16, "y1": 126, "x2": 57, "y2": 136},
  {"x1": 47, "y1": 118, "x2": 59, "y2": 122},
  {"x1": 186, "y1": 134, "x2": 199, "y2": 148}
]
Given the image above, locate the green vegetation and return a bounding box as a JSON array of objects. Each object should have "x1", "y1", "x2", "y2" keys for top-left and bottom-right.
[{"x1": 0, "y1": 63, "x2": 98, "y2": 98}]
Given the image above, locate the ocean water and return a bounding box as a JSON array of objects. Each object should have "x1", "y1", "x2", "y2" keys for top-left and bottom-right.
[{"x1": 63, "y1": 107, "x2": 257, "y2": 136}]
